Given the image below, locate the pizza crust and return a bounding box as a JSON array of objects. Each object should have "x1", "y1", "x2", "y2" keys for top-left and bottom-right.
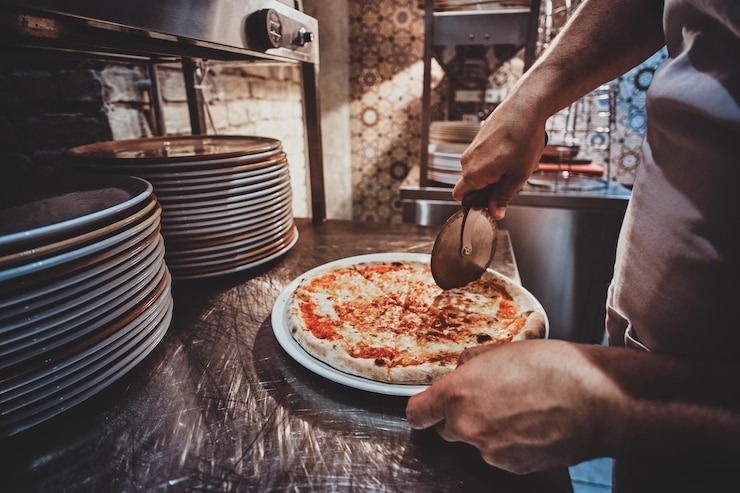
[{"x1": 511, "y1": 311, "x2": 547, "y2": 341}]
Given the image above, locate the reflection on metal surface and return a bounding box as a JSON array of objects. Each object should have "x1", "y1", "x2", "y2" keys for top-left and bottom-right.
[{"x1": 0, "y1": 219, "x2": 572, "y2": 492}]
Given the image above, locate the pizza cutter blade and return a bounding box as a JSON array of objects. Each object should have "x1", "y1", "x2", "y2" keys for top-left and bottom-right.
[{"x1": 430, "y1": 185, "x2": 498, "y2": 290}]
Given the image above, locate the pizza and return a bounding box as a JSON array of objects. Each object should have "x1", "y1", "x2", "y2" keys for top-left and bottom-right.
[{"x1": 286, "y1": 256, "x2": 546, "y2": 385}]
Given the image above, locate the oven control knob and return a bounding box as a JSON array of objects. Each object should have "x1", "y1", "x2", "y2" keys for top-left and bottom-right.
[
  {"x1": 294, "y1": 27, "x2": 314, "y2": 47},
  {"x1": 247, "y1": 9, "x2": 283, "y2": 50}
]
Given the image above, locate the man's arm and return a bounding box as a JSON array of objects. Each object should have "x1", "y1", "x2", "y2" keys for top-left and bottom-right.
[
  {"x1": 452, "y1": 0, "x2": 666, "y2": 219},
  {"x1": 405, "y1": 339, "x2": 740, "y2": 474}
]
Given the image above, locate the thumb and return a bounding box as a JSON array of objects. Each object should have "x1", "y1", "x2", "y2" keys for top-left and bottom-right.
[{"x1": 405, "y1": 384, "x2": 447, "y2": 430}]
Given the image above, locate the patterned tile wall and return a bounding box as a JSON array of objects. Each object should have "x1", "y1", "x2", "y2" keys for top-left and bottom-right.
[
  {"x1": 348, "y1": 1, "x2": 429, "y2": 222},
  {"x1": 348, "y1": 0, "x2": 662, "y2": 222}
]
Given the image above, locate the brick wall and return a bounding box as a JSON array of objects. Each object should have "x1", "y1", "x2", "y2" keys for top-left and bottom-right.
[
  {"x1": 0, "y1": 58, "x2": 113, "y2": 179},
  {"x1": 1, "y1": 57, "x2": 309, "y2": 217}
]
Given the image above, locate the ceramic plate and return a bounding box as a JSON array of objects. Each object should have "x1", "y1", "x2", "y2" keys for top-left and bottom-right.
[
  {"x1": 147, "y1": 159, "x2": 287, "y2": 187},
  {"x1": 154, "y1": 169, "x2": 289, "y2": 202},
  {"x1": 0, "y1": 197, "x2": 158, "y2": 269},
  {"x1": 0, "y1": 287, "x2": 171, "y2": 409},
  {"x1": 152, "y1": 166, "x2": 288, "y2": 195},
  {"x1": 162, "y1": 201, "x2": 292, "y2": 238},
  {"x1": 0, "y1": 204, "x2": 161, "y2": 283},
  {"x1": 0, "y1": 235, "x2": 164, "y2": 324},
  {"x1": 0, "y1": 174, "x2": 152, "y2": 252},
  {"x1": 160, "y1": 180, "x2": 291, "y2": 218},
  {"x1": 161, "y1": 193, "x2": 292, "y2": 230},
  {"x1": 167, "y1": 224, "x2": 296, "y2": 269},
  {"x1": 0, "y1": 261, "x2": 167, "y2": 368},
  {"x1": 165, "y1": 216, "x2": 295, "y2": 260},
  {"x1": 67, "y1": 135, "x2": 281, "y2": 162},
  {"x1": 172, "y1": 225, "x2": 299, "y2": 280},
  {"x1": 0, "y1": 290, "x2": 172, "y2": 438},
  {"x1": 157, "y1": 174, "x2": 291, "y2": 211}
]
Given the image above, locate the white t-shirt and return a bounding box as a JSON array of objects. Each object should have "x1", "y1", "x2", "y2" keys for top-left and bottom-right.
[{"x1": 607, "y1": 0, "x2": 740, "y2": 360}]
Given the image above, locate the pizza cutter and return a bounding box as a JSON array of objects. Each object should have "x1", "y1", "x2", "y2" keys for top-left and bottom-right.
[
  {"x1": 431, "y1": 133, "x2": 548, "y2": 289},
  {"x1": 430, "y1": 185, "x2": 498, "y2": 290}
]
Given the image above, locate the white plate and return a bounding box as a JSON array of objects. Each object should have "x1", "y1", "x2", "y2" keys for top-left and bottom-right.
[
  {"x1": 0, "y1": 261, "x2": 167, "y2": 366},
  {"x1": 162, "y1": 201, "x2": 292, "y2": 238},
  {"x1": 161, "y1": 193, "x2": 292, "y2": 230},
  {"x1": 428, "y1": 169, "x2": 461, "y2": 185},
  {"x1": 271, "y1": 252, "x2": 548, "y2": 396},
  {"x1": 69, "y1": 135, "x2": 282, "y2": 165},
  {"x1": 0, "y1": 292, "x2": 173, "y2": 437},
  {"x1": 149, "y1": 161, "x2": 287, "y2": 188},
  {"x1": 0, "y1": 198, "x2": 158, "y2": 271},
  {"x1": 164, "y1": 209, "x2": 293, "y2": 249},
  {"x1": 160, "y1": 181, "x2": 291, "y2": 219},
  {"x1": 154, "y1": 169, "x2": 290, "y2": 202},
  {"x1": 167, "y1": 220, "x2": 295, "y2": 265},
  {"x1": 165, "y1": 216, "x2": 295, "y2": 259},
  {"x1": 0, "y1": 205, "x2": 161, "y2": 282},
  {"x1": 167, "y1": 224, "x2": 296, "y2": 269},
  {"x1": 158, "y1": 174, "x2": 291, "y2": 211},
  {"x1": 0, "y1": 175, "x2": 152, "y2": 252},
  {"x1": 0, "y1": 235, "x2": 164, "y2": 325},
  {"x1": 430, "y1": 157, "x2": 462, "y2": 171},
  {"x1": 173, "y1": 225, "x2": 299, "y2": 280},
  {"x1": 429, "y1": 143, "x2": 468, "y2": 155},
  {"x1": 0, "y1": 229, "x2": 161, "y2": 313},
  {"x1": 153, "y1": 166, "x2": 288, "y2": 195},
  {"x1": 0, "y1": 285, "x2": 171, "y2": 409},
  {"x1": 134, "y1": 152, "x2": 287, "y2": 179}
]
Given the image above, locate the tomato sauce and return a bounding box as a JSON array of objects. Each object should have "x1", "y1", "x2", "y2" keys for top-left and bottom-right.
[
  {"x1": 300, "y1": 302, "x2": 339, "y2": 340},
  {"x1": 497, "y1": 299, "x2": 518, "y2": 318}
]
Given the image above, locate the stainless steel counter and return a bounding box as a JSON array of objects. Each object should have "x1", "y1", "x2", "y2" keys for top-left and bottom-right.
[{"x1": 0, "y1": 219, "x2": 572, "y2": 492}]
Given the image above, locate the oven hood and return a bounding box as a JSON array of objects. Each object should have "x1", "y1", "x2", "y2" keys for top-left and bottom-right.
[{"x1": 0, "y1": 0, "x2": 319, "y2": 64}]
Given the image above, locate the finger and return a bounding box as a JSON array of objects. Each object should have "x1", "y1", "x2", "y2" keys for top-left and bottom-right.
[
  {"x1": 451, "y1": 176, "x2": 473, "y2": 203},
  {"x1": 405, "y1": 384, "x2": 447, "y2": 430},
  {"x1": 434, "y1": 420, "x2": 461, "y2": 443},
  {"x1": 457, "y1": 344, "x2": 497, "y2": 366}
]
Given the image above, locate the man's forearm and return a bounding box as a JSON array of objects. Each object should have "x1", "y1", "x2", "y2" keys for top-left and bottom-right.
[
  {"x1": 509, "y1": 0, "x2": 666, "y2": 121},
  {"x1": 580, "y1": 344, "x2": 740, "y2": 460}
]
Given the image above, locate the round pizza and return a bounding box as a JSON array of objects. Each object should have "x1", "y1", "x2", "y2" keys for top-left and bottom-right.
[{"x1": 285, "y1": 255, "x2": 547, "y2": 385}]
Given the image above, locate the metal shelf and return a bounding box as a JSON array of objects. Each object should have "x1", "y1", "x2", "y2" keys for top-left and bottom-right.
[{"x1": 419, "y1": 0, "x2": 541, "y2": 187}]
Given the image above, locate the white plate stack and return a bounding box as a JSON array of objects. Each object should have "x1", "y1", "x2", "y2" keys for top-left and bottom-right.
[
  {"x1": 68, "y1": 135, "x2": 299, "y2": 280},
  {"x1": 428, "y1": 142, "x2": 469, "y2": 185},
  {"x1": 428, "y1": 120, "x2": 482, "y2": 185},
  {"x1": 0, "y1": 174, "x2": 173, "y2": 437}
]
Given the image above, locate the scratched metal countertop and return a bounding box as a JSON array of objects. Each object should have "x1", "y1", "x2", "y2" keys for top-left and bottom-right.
[{"x1": 0, "y1": 219, "x2": 572, "y2": 492}]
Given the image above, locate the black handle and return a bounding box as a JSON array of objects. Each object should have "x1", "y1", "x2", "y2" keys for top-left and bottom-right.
[
  {"x1": 461, "y1": 132, "x2": 549, "y2": 209},
  {"x1": 462, "y1": 184, "x2": 495, "y2": 208}
]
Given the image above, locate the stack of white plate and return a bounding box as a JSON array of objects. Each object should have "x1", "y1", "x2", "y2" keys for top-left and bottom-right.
[
  {"x1": 428, "y1": 121, "x2": 481, "y2": 185},
  {"x1": 68, "y1": 135, "x2": 299, "y2": 280},
  {"x1": 428, "y1": 142, "x2": 468, "y2": 185},
  {"x1": 0, "y1": 173, "x2": 173, "y2": 438},
  {"x1": 429, "y1": 120, "x2": 481, "y2": 144}
]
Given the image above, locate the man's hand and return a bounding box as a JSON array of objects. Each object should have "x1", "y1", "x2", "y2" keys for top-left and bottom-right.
[
  {"x1": 452, "y1": 100, "x2": 547, "y2": 221},
  {"x1": 405, "y1": 340, "x2": 616, "y2": 474}
]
